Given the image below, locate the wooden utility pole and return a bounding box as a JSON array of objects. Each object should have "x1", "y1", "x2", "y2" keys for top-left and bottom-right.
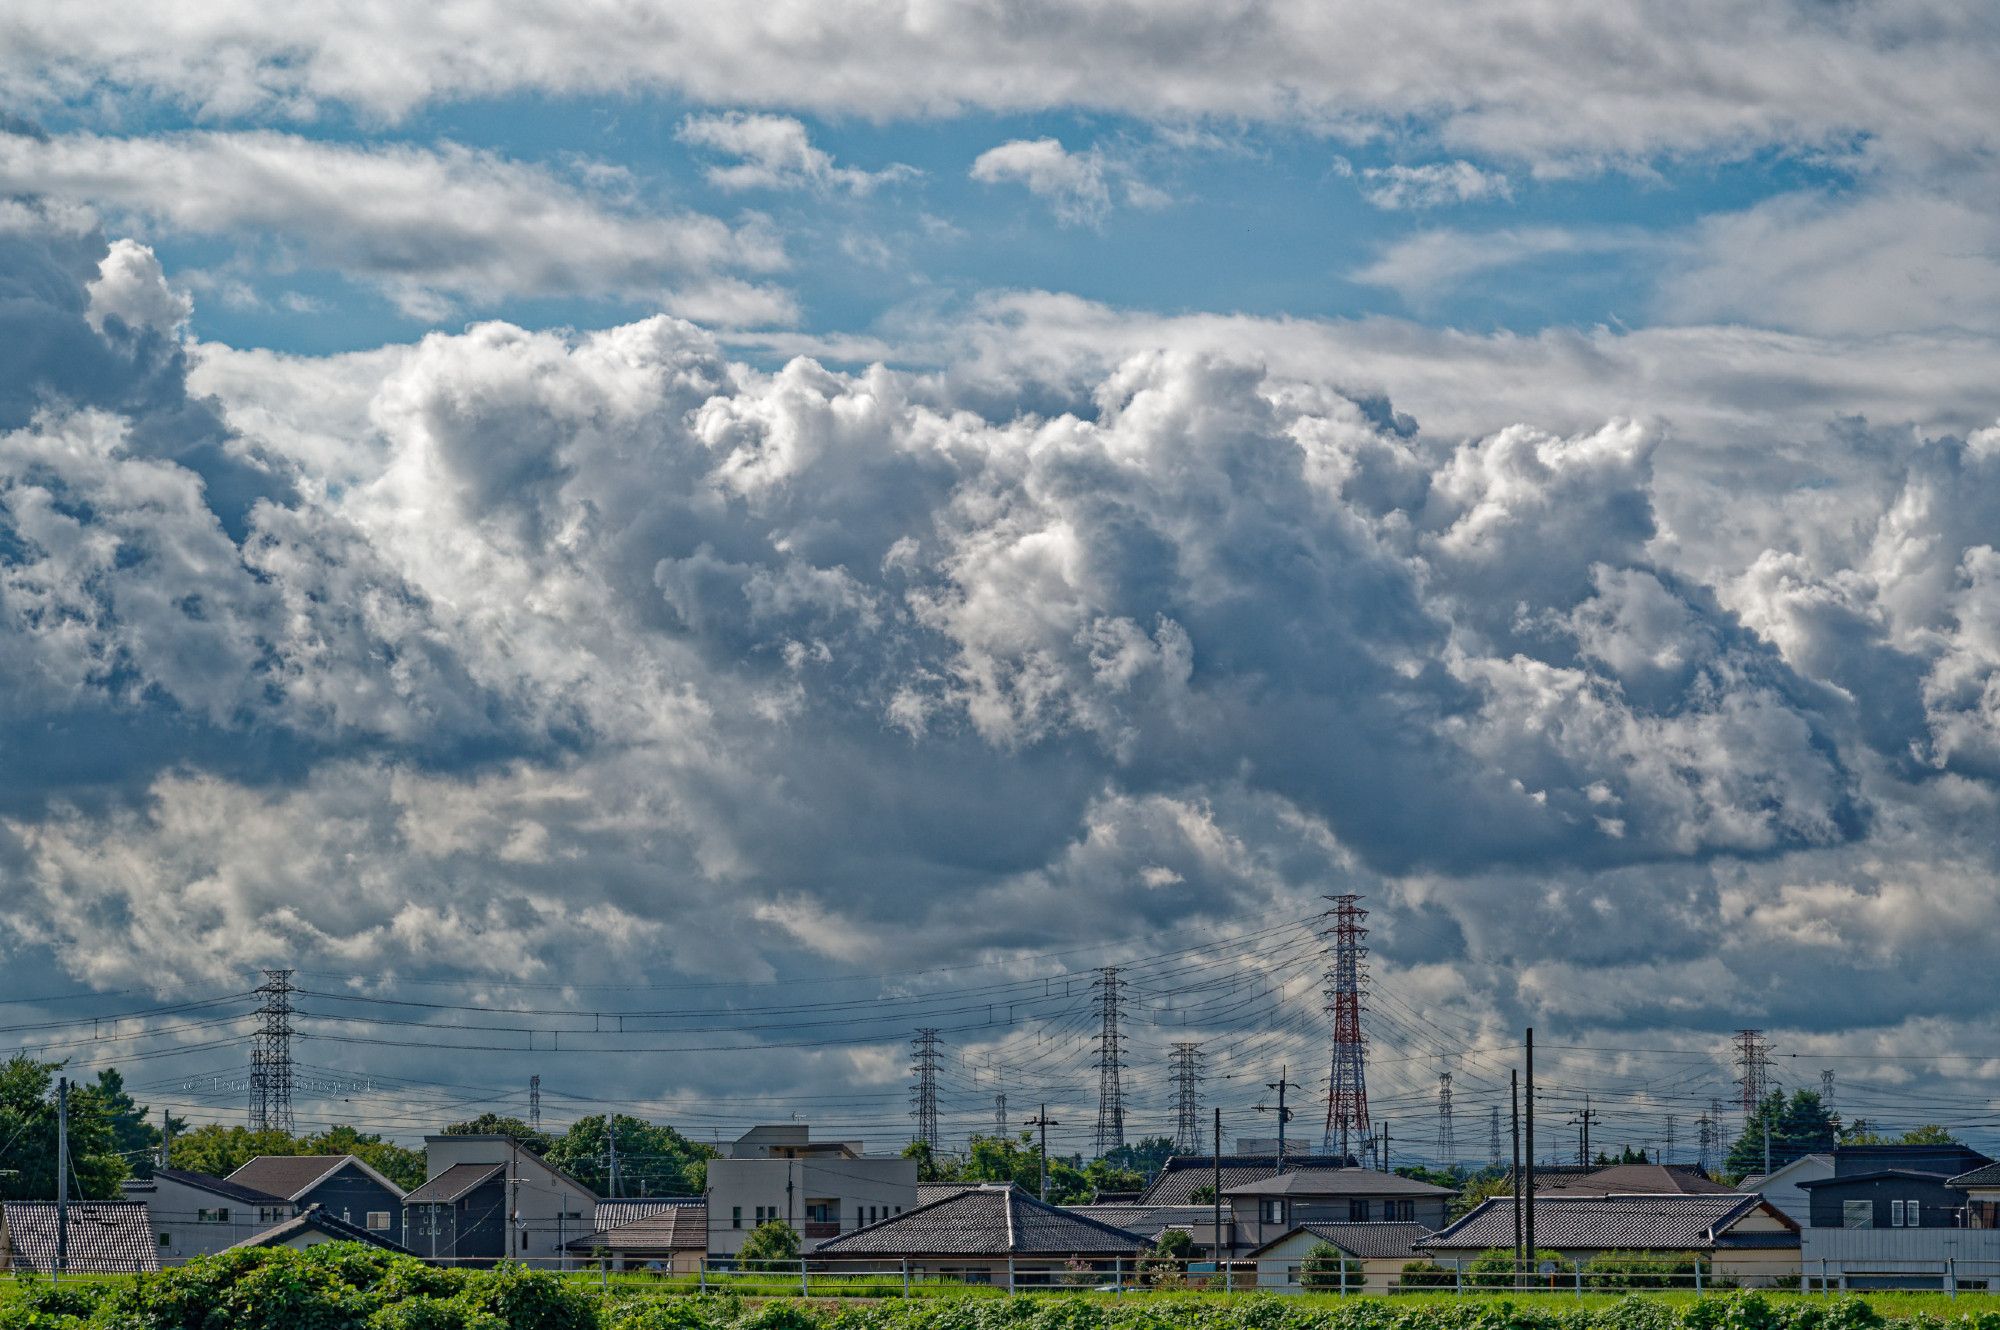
[
  {"x1": 56, "y1": 1077, "x2": 69, "y2": 1280},
  {"x1": 1510, "y1": 1070, "x2": 1523, "y2": 1270},
  {"x1": 1027, "y1": 1105, "x2": 1057, "y2": 1201},
  {"x1": 1212, "y1": 1106, "x2": 1225, "y2": 1283}
]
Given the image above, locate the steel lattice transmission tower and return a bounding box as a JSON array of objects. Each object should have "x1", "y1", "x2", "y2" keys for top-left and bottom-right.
[
  {"x1": 1169, "y1": 1042, "x2": 1206, "y2": 1153},
  {"x1": 248, "y1": 969, "x2": 296, "y2": 1133},
  {"x1": 1320, "y1": 894, "x2": 1371, "y2": 1156},
  {"x1": 994, "y1": 1092, "x2": 1008, "y2": 1138},
  {"x1": 1664, "y1": 1114, "x2": 1678, "y2": 1164},
  {"x1": 1092, "y1": 968, "x2": 1127, "y2": 1156},
  {"x1": 529, "y1": 1075, "x2": 541, "y2": 1133},
  {"x1": 1488, "y1": 1105, "x2": 1502, "y2": 1169},
  {"x1": 1435, "y1": 1071, "x2": 1455, "y2": 1165},
  {"x1": 1820, "y1": 1070, "x2": 1836, "y2": 1116},
  {"x1": 1697, "y1": 1099, "x2": 1720, "y2": 1172},
  {"x1": 1734, "y1": 1029, "x2": 1773, "y2": 1126},
  {"x1": 910, "y1": 1029, "x2": 942, "y2": 1149}
]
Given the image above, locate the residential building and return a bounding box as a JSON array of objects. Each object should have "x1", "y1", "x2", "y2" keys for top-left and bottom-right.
[
  {"x1": 1193, "y1": 1167, "x2": 1455, "y2": 1253},
  {"x1": 1535, "y1": 1164, "x2": 1734, "y2": 1197},
  {"x1": 1067, "y1": 1203, "x2": 1211, "y2": 1246},
  {"x1": 1420, "y1": 1193, "x2": 1801, "y2": 1287},
  {"x1": 225, "y1": 1205, "x2": 412, "y2": 1255},
  {"x1": 228, "y1": 1155, "x2": 408, "y2": 1247},
  {"x1": 121, "y1": 1167, "x2": 293, "y2": 1263},
  {"x1": 1951, "y1": 1163, "x2": 2000, "y2": 1230},
  {"x1": 812, "y1": 1182, "x2": 1147, "y2": 1286},
  {"x1": 1796, "y1": 1144, "x2": 2000, "y2": 1290},
  {"x1": 563, "y1": 1200, "x2": 706, "y2": 1273},
  {"x1": 1137, "y1": 1153, "x2": 1357, "y2": 1205},
  {"x1": 1737, "y1": 1153, "x2": 1834, "y2": 1226},
  {"x1": 402, "y1": 1135, "x2": 598, "y2": 1268},
  {"x1": 1246, "y1": 1221, "x2": 1430, "y2": 1294},
  {"x1": 0, "y1": 1201, "x2": 161, "y2": 1274},
  {"x1": 706, "y1": 1124, "x2": 917, "y2": 1258}
]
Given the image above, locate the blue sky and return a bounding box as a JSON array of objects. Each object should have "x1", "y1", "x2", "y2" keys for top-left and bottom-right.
[{"x1": 2, "y1": 4, "x2": 2000, "y2": 1158}]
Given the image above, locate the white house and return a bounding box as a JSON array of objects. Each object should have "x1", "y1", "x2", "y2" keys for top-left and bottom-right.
[
  {"x1": 121, "y1": 1167, "x2": 294, "y2": 1264},
  {"x1": 706, "y1": 1125, "x2": 917, "y2": 1258},
  {"x1": 1737, "y1": 1153, "x2": 1833, "y2": 1227}
]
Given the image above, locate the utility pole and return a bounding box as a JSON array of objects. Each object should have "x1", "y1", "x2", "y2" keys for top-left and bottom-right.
[
  {"x1": 1170, "y1": 1042, "x2": 1206, "y2": 1153},
  {"x1": 1321, "y1": 894, "x2": 1371, "y2": 1157},
  {"x1": 56, "y1": 1076, "x2": 69, "y2": 1281},
  {"x1": 1435, "y1": 1071, "x2": 1455, "y2": 1166},
  {"x1": 910, "y1": 1029, "x2": 941, "y2": 1150},
  {"x1": 1763, "y1": 1115, "x2": 1772, "y2": 1175},
  {"x1": 1026, "y1": 1105, "x2": 1057, "y2": 1201},
  {"x1": 529, "y1": 1075, "x2": 541, "y2": 1134},
  {"x1": 1569, "y1": 1094, "x2": 1600, "y2": 1164},
  {"x1": 1734, "y1": 1029, "x2": 1772, "y2": 1129},
  {"x1": 1212, "y1": 1106, "x2": 1224, "y2": 1278},
  {"x1": 1092, "y1": 969, "x2": 1126, "y2": 1156},
  {"x1": 1489, "y1": 1104, "x2": 1503, "y2": 1170},
  {"x1": 1523, "y1": 1029, "x2": 1536, "y2": 1264},
  {"x1": 1510, "y1": 1070, "x2": 1523, "y2": 1274},
  {"x1": 160, "y1": 1105, "x2": 172, "y2": 1170},
  {"x1": 1256, "y1": 1067, "x2": 1299, "y2": 1172},
  {"x1": 606, "y1": 1119, "x2": 620, "y2": 1199},
  {"x1": 1379, "y1": 1120, "x2": 1390, "y2": 1172}
]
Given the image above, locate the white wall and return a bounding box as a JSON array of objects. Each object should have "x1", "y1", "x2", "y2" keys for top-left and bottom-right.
[
  {"x1": 125, "y1": 1177, "x2": 293, "y2": 1264},
  {"x1": 708, "y1": 1156, "x2": 918, "y2": 1256}
]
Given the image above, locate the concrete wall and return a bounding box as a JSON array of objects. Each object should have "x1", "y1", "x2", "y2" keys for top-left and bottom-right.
[{"x1": 708, "y1": 1156, "x2": 918, "y2": 1257}]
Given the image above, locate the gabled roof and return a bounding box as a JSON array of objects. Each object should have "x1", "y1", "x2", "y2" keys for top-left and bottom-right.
[
  {"x1": 225, "y1": 1205, "x2": 411, "y2": 1254},
  {"x1": 420, "y1": 1136, "x2": 601, "y2": 1204},
  {"x1": 1, "y1": 1201, "x2": 161, "y2": 1274},
  {"x1": 1138, "y1": 1155, "x2": 1357, "y2": 1205},
  {"x1": 1246, "y1": 1221, "x2": 1431, "y2": 1262},
  {"x1": 227, "y1": 1154, "x2": 406, "y2": 1202},
  {"x1": 1798, "y1": 1169, "x2": 1963, "y2": 1189},
  {"x1": 815, "y1": 1183, "x2": 1148, "y2": 1257},
  {"x1": 1535, "y1": 1164, "x2": 1734, "y2": 1197},
  {"x1": 918, "y1": 1182, "x2": 985, "y2": 1204},
  {"x1": 1067, "y1": 1203, "x2": 1211, "y2": 1239},
  {"x1": 594, "y1": 1199, "x2": 702, "y2": 1229},
  {"x1": 1742, "y1": 1153, "x2": 1833, "y2": 1188},
  {"x1": 1223, "y1": 1168, "x2": 1453, "y2": 1198},
  {"x1": 1949, "y1": 1162, "x2": 2000, "y2": 1190},
  {"x1": 565, "y1": 1202, "x2": 707, "y2": 1252},
  {"x1": 136, "y1": 1168, "x2": 289, "y2": 1207},
  {"x1": 1421, "y1": 1194, "x2": 1795, "y2": 1252},
  {"x1": 403, "y1": 1162, "x2": 506, "y2": 1205}
]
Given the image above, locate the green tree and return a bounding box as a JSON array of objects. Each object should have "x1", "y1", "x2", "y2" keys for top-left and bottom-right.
[
  {"x1": 737, "y1": 1218, "x2": 801, "y2": 1270},
  {"x1": 161, "y1": 1122, "x2": 427, "y2": 1189},
  {"x1": 1301, "y1": 1241, "x2": 1363, "y2": 1292},
  {"x1": 442, "y1": 1113, "x2": 553, "y2": 1154},
  {"x1": 543, "y1": 1114, "x2": 714, "y2": 1196},
  {"x1": 1897, "y1": 1124, "x2": 1961, "y2": 1146},
  {"x1": 307, "y1": 1124, "x2": 427, "y2": 1191},
  {"x1": 1102, "y1": 1136, "x2": 1177, "y2": 1174},
  {"x1": 94, "y1": 1068, "x2": 174, "y2": 1179},
  {"x1": 1450, "y1": 1171, "x2": 1515, "y2": 1220},
  {"x1": 1467, "y1": 1247, "x2": 1574, "y2": 1289},
  {"x1": 1140, "y1": 1228, "x2": 1194, "y2": 1286},
  {"x1": 1726, "y1": 1090, "x2": 1837, "y2": 1175},
  {"x1": 0, "y1": 1056, "x2": 130, "y2": 1200}
]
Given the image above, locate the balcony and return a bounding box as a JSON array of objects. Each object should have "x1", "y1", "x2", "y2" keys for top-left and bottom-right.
[{"x1": 804, "y1": 1222, "x2": 841, "y2": 1239}]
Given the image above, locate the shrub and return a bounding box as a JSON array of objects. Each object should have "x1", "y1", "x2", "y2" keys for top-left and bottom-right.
[
  {"x1": 1300, "y1": 1242, "x2": 1363, "y2": 1293},
  {"x1": 1398, "y1": 1262, "x2": 1456, "y2": 1291}
]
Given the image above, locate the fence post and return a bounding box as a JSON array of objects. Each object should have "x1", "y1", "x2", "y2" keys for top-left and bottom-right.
[
  {"x1": 1694, "y1": 1259, "x2": 1703, "y2": 1293},
  {"x1": 1114, "y1": 1257, "x2": 1123, "y2": 1295},
  {"x1": 903, "y1": 1259, "x2": 910, "y2": 1298},
  {"x1": 800, "y1": 1258, "x2": 809, "y2": 1298},
  {"x1": 1008, "y1": 1255, "x2": 1016, "y2": 1295},
  {"x1": 1574, "y1": 1264, "x2": 1582, "y2": 1298},
  {"x1": 1456, "y1": 1263, "x2": 1464, "y2": 1294},
  {"x1": 1819, "y1": 1258, "x2": 1828, "y2": 1295},
  {"x1": 1947, "y1": 1258, "x2": 1956, "y2": 1299}
]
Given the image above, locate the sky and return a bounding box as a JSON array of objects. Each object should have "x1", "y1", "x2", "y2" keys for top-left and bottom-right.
[{"x1": 3, "y1": 2, "x2": 2000, "y2": 1165}]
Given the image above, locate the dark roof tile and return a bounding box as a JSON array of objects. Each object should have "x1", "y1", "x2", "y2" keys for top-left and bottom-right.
[
  {"x1": 816, "y1": 1184, "x2": 1148, "y2": 1257},
  {"x1": 2, "y1": 1201, "x2": 160, "y2": 1273},
  {"x1": 1422, "y1": 1194, "x2": 1790, "y2": 1252}
]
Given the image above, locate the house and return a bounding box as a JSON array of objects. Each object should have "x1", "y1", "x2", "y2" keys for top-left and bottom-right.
[
  {"x1": 1736, "y1": 1153, "x2": 1834, "y2": 1226},
  {"x1": 1137, "y1": 1153, "x2": 1357, "y2": 1205},
  {"x1": 1067, "y1": 1203, "x2": 1211, "y2": 1245},
  {"x1": 1796, "y1": 1144, "x2": 2000, "y2": 1290},
  {"x1": 0, "y1": 1201, "x2": 161, "y2": 1274},
  {"x1": 1420, "y1": 1193, "x2": 1801, "y2": 1287},
  {"x1": 563, "y1": 1199, "x2": 706, "y2": 1273},
  {"x1": 225, "y1": 1205, "x2": 412, "y2": 1254},
  {"x1": 121, "y1": 1167, "x2": 294, "y2": 1263},
  {"x1": 402, "y1": 1135, "x2": 598, "y2": 1268},
  {"x1": 228, "y1": 1155, "x2": 408, "y2": 1248},
  {"x1": 1246, "y1": 1221, "x2": 1430, "y2": 1294},
  {"x1": 812, "y1": 1182, "x2": 1147, "y2": 1286},
  {"x1": 706, "y1": 1124, "x2": 917, "y2": 1257},
  {"x1": 1950, "y1": 1163, "x2": 2000, "y2": 1230},
  {"x1": 1535, "y1": 1164, "x2": 1735, "y2": 1197},
  {"x1": 1193, "y1": 1167, "x2": 1455, "y2": 1254}
]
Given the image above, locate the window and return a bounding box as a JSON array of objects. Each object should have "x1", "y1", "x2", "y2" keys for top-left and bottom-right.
[
  {"x1": 1891, "y1": 1200, "x2": 1910, "y2": 1227},
  {"x1": 733, "y1": 1207, "x2": 743, "y2": 1230},
  {"x1": 1263, "y1": 1199, "x2": 1285, "y2": 1225},
  {"x1": 1843, "y1": 1200, "x2": 1872, "y2": 1229},
  {"x1": 1395, "y1": 1200, "x2": 1416, "y2": 1222},
  {"x1": 158, "y1": 1232, "x2": 171, "y2": 1247},
  {"x1": 1348, "y1": 1199, "x2": 1369, "y2": 1222},
  {"x1": 367, "y1": 1212, "x2": 391, "y2": 1231},
  {"x1": 520, "y1": 1230, "x2": 529, "y2": 1251}
]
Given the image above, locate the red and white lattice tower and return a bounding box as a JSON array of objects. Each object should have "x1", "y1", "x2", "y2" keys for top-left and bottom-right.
[{"x1": 1321, "y1": 894, "x2": 1371, "y2": 1157}]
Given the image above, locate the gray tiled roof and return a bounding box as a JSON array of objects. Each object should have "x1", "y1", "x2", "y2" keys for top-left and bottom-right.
[
  {"x1": 1421, "y1": 1194, "x2": 1785, "y2": 1252},
  {"x1": 1950, "y1": 1163, "x2": 2000, "y2": 1189},
  {"x1": 403, "y1": 1162, "x2": 505, "y2": 1204},
  {"x1": 1224, "y1": 1168, "x2": 1454, "y2": 1198},
  {"x1": 145, "y1": 1168, "x2": 289, "y2": 1206},
  {"x1": 567, "y1": 1202, "x2": 707, "y2": 1252},
  {"x1": 918, "y1": 1182, "x2": 985, "y2": 1204},
  {"x1": 1067, "y1": 1204, "x2": 1211, "y2": 1239},
  {"x1": 1535, "y1": 1165, "x2": 1733, "y2": 1197},
  {"x1": 816, "y1": 1184, "x2": 1149, "y2": 1257},
  {"x1": 1, "y1": 1201, "x2": 161, "y2": 1274},
  {"x1": 1139, "y1": 1155, "x2": 1355, "y2": 1205},
  {"x1": 1251, "y1": 1222, "x2": 1431, "y2": 1261},
  {"x1": 226, "y1": 1206, "x2": 410, "y2": 1253},
  {"x1": 594, "y1": 1199, "x2": 701, "y2": 1229}
]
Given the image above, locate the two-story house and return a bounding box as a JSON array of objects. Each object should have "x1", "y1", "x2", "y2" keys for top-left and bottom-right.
[
  {"x1": 705, "y1": 1125, "x2": 918, "y2": 1259},
  {"x1": 121, "y1": 1167, "x2": 295, "y2": 1263},
  {"x1": 401, "y1": 1135, "x2": 598, "y2": 1268},
  {"x1": 1797, "y1": 1143, "x2": 2000, "y2": 1289},
  {"x1": 228, "y1": 1155, "x2": 409, "y2": 1248},
  {"x1": 1950, "y1": 1164, "x2": 2000, "y2": 1230},
  {"x1": 1192, "y1": 1166, "x2": 1455, "y2": 1256}
]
